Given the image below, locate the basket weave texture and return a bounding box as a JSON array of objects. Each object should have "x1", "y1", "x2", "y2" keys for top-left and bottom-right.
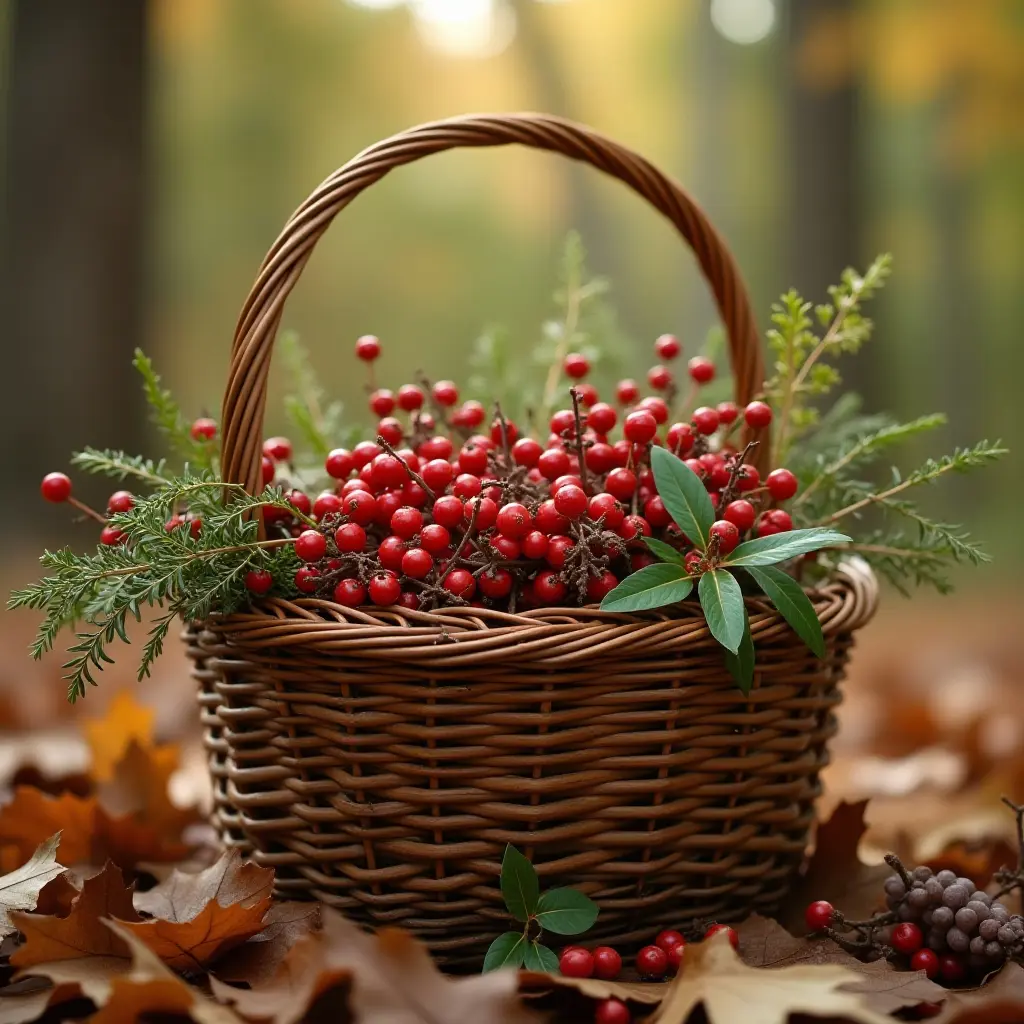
[{"x1": 191, "y1": 113, "x2": 879, "y2": 961}]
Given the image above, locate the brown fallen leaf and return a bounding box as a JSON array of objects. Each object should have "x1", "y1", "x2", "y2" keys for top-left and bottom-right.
[
  {"x1": 8, "y1": 764, "x2": 92, "y2": 799},
  {"x1": 0, "y1": 978, "x2": 88, "y2": 1024},
  {"x1": 518, "y1": 971, "x2": 666, "y2": 1005},
  {"x1": 122, "y1": 850, "x2": 273, "y2": 970},
  {"x1": 84, "y1": 691, "x2": 156, "y2": 783},
  {"x1": 648, "y1": 929, "x2": 891, "y2": 1024},
  {"x1": 10, "y1": 861, "x2": 140, "y2": 968},
  {"x1": 930, "y1": 962, "x2": 1024, "y2": 1023},
  {"x1": 779, "y1": 800, "x2": 892, "y2": 930},
  {"x1": 736, "y1": 913, "x2": 947, "y2": 1014},
  {"x1": 0, "y1": 836, "x2": 66, "y2": 939},
  {"x1": 212, "y1": 907, "x2": 541, "y2": 1024},
  {"x1": 32, "y1": 872, "x2": 80, "y2": 919},
  {"x1": 213, "y1": 902, "x2": 322, "y2": 986}
]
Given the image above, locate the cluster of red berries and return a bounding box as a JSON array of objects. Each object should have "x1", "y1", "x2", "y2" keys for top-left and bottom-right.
[
  {"x1": 562, "y1": 923, "x2": 738, "y2": 1023},
  {"x1": 41, "y1": 333, "x2": 800, "y2": 615}
]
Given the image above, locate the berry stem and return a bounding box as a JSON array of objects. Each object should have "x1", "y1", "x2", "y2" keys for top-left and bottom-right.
[
  {"x1": 440, "y1": 502, "x2": 479, "y2": 590},
  {"x1": 67, "y1": 497, "x2": 107, "y2": 525},
  {"x1": 992, "y1": 796, "x2": 1024, "y2": 900},
  {"x1": 375, "y1": 435, "x2": 437, "y2": 502},
  {"x1": 568, "y1": 387, "x2": 591, "y2": 495},
  {"x1": 884, "y1": 853, "x2": 914, "y2": 892},
  {"x1": 718, "y1": 439, "x2": 759, "y2": 507},
  {"x1": 493, "y1": 401, "x2": 513, "y2": 465}
]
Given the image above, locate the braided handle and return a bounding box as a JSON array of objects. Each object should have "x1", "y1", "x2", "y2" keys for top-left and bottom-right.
[{"x1": 220, "y1": 113, "x2": 765, "y2": 492}]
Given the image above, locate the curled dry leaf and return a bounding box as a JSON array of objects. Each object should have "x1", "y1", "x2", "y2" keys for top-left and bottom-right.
[
  {"x1": 212, "y1": 907, "x2": 542, "y2": 1024},
  {"x1": 736, "y1": 913, "x2": 947, "y2": 1014},
  {"x1": 213, "y1": 902, "x2": 322, "y2": 986},
  {"x1": 648, "y1": 929, "x2": 892, "y2": 1024},
  {"x1": 778, "y1": 800, "x2": 892, "y2": 930},
  {"x1": 0, "y1": 835, "x2": 66, "y2": 939},
  {"x1": 929, "y1": 962, "x2": 1024, "y2": 1024}
]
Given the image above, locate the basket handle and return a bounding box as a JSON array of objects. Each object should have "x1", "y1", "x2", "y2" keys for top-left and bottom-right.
[{"x1": 220, "y1": 113, "x2": 766, "y2": 492}]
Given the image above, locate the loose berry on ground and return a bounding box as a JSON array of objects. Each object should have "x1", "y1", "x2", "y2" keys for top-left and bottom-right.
[
  {"x1": 636, "y1": 945, "x2": 668, "y2": 980},
  {"x1": 41, "y1": 472, "x2": 73, "y2": 503},
  {"x1": 245, "y1": 570, "x2": 273, "y2": 595},
  {"x1": 744, "y1": 401, "x2": 773, "y2": 429},
  {"x1": 656, "y1": 930, "x2": 685, "y2": 952},
  {"x1": 190, "y1": 417, "x2": 217, "y2": 440},
  {"x1": 688, "y1": 356, "x2": 715, "y2": 384},
  {"x1": 655, "y1": 333, "x2": 680, "y2": 360},
  {"x1": 559, "y1": 947, "x2": 594, "y2": 979},
  {"x1": 704, "y1": 924, "x2": 739, "y2": 949},
  {"x1": 594, "y1": 998, "x2": 630, "y2": 1024},
  {"x1": 355, "y1": 335, "x2": 381, "y2": 361},
  {"x1": 294, "y1": 566, "x2": 321, "y2": 593},
  {"x1": 804, "y1": 901, "x2": 835, "y2": 932},
  {"x1": 368, "y1": 571, "x2": 401, "y2": 606},
  {"x1": 564, "y1": 353, "x2": 590, "y2": 379},
  {"x1": 692, "y1": 406, "x2": 720, "y2": 435},
  {"x1": 333, "y1": 578, "x2": 366, "y2": 607},
  {"x1": 591, "y1": 946, "x2": 622, "y2": 981},
  {"x1": 295, "y1": 529, "x2": 327, "y2": 562},
  {"x1": 766, "y1": 468, "x2": 799, "y2": 501}
]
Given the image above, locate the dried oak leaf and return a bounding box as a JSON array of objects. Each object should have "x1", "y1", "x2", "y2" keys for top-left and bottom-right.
[
  {"x1": 518, "y1": 971, "x2": 666, "y2": 1005},
  {"x1": 212, "y1": 907, "x2": 541, "y2": 1024},
  {"x1": 778, "y1": 800, "x2": 892, "y2": 930},
  {"x1": 737, "y1": 913, "x2": 947, "y2": 1014},
  {"x1": 929, "y1": 962, "x2": 1024, "y2": 1024},
  {"x1": 84, "y1": 691, "x2": 156, "y2": 783},
  {"x1": 213, "y1": 902, "x2": 322, "y2": 986},
  {"x1": 122, "y1": 849, "x2": 273, "y2": 970},
  {"x1": 647, "y1": 929, "x2": 892, "y2": 1024},
  {"x1": 0, "y1": 836, "x2": 66, "y2": 939}
]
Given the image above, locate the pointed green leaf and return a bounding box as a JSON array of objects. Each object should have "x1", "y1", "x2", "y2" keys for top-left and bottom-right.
[
  {"x1": 724, "y1": 611, "x2": 755, "y2": 694},
  {"x1": 649, "y1": 446, "x2": 715, "y2": 549},
  {"x1": 500, "y1": 844, "x2": 539, "y2": 923},
  {"x1": 483, "y1": 932, "x2": 527, "y2": 972},
  {"x1": 746, "y1": 564, "x2": 826, "y2": 658},
  {"x1": 535, "y1": 887, "x2": 600, "y2": 935},
  {"x1": 523, "y1": 941, "x2": 560, "y2": 973},
  {"x1": 600, "y1": 564, "x2": 693, "y2": 614},
  {"x1": 698, "y1": 569, "x2": 745, "y2": 654},
  {"x1": 725, "y1": 528, "x2": 852, "y2": 567},
  {"x1": 642, "y1": 536, "x2": 686, "y2": 565}
]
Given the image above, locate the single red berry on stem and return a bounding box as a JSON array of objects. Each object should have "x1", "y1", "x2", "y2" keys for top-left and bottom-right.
[
  {"x1": 586, "y1": 570, "x2": 619, "y2": 602},
  {"x1": 369, "y1": 389, "x2": 395, "y2": 417},
  {"x1": 294, "y1": 566, "x2": 321, "y2": 594},
  {"x1": 325, "y1": 448, "x2": 354, "y2": 480},
  {"x1": 766, "y1": 468, "x2": 799, "y2": 501},
  {"x1": 496, "y1": 502, "x2": 532, "y2": 538},
  {"x1": 647, "y1": 365, "x2": 673, "y2": 391},
  {"x1": 100, "y1": 525, "x2": 126, "y2": 546},
  {"x1": 591, "y1": 946, "x2": 622, "y2": 981},
  {"x1": 762, "y1": 509, "x2": 793, "y2": 534},
  {"x1": 286, "y1": 490, "x2": 312, "y2": 517},
  {"x1": 624, "y1": 409, "x2": 658, "y2": 444},
  {"x1": 559, "y1": 947, "x2": 594, "y2": 979},
  {"x1": 443, "y1": 569, "x2": 476, "y2": 600},
  {"x1": 891, "y1": 922, "x2": 923, "y2": 955},
  {"x1": 397, "y1": 384, "x2": 424, "y2": 411},
  {"x1": 554, "y1": 484, "x2": 588, "y2": 519},
  {"x1": 479, "y1": 568, "x2": 513, "y2": 599},
  {"x1": 564, "y1": 353, "x2": 590, "y2": 379},
  {"x1": 420, "y1": 523, "x2": 451, "y2": 554},
  {"x1": 295, "y1": 529, "x2": 327, "y2": 562},
  {"x1": 688, "y1": 356, "x2": 715, "y2": 384},
  {"x1": 532, "y1": 570, "x2": 567, "y2": 604},
  {"x1": 668, "y1": 942, "x2": 685, "y2": 973},
  {"x1": 368, "y1": 571, "x2": 401, "y2": 606},
  {"x1": 334, "y1": 522, "x2": 367, "y2": 553},
  {"x1": 245, "y1": 570, "x2": 273, "y2": 595},
  {"x1": 656, "y1": 930, "x2": 685, "y2": 952},
  {"x1": 911, "y1": 948, "x2": 940, "y2": 979},
  {"x1": 804, "y1": 901, "x2": 835, "y2": 932},
  {"x1": 401, "y1": 547, "x2": 433, "y2": 579},
  {"x1": 537, "y1": 448, "x2": 571, "y2": 481},
  {"x1": 390, "y1": 506, "x2": 424, "y2": 540},
  {"x1": 586, "y1": 402, "x2": 617, "y2": 434},
  {"x1": 333, "y1": 578, "x2": 366, "y2": 607},
  {"x1": 692, "y1": 406, "x2": 720, "y2": 436},
  {"x1": 41, "y1": 472, "x2": 72, "y2": 503},
  {"x1": 615, "y1": 379, "x2": 639, "y2": 404},
  {"x1": 377, "y1": 536, "x2": 406, "y2": 571},
  {"x1": 716, "y1": 401, "x2": 738, "y2": 425},
  {"x1": 709, "y1": 520, "x2": 740, "y2": 553},
  {"x1": 654, "y1": 333, "x2": 680, "y2": 360},
  {"x1": 637, "y1": 395, "x2": 669, "y2": 424},
  {"x1": 636, "y1": 945, "x2": 668, "y2": 980},
  {"x1": 107, "y1": 490, "x2": 134, "y2": 514},
  {"x1": 594, "y1": 998, "x2": 631, "y2": 1024},
  {"x1": 512, "y1": 437, "x2": 543, "y2": 467},
  {"x1": 666, "y1": 422, "x2": 694, "y2": 455},
  {"x1": 744, "y1": 401, "x2": 773, "y2": 429},
  {"x1": 432, "y1": 380, "x2": 459, "y2": 406},
  {"x1": 190, "y1": 417, "x2": 217, "y2": 441},
  {"x1": 464, "y1": 496, "x2": 498, "y2": 530},
  {"x1": 522, "y1": 531, "x2": 550, "y2": 560},
  {"x1": 704, "y1": 924, "x2": 738, "y2": 949},
  {"x1": 377, "y1": 417, "x2": 404, "y2": 446},
  {"x1": 723, "y1": 499, "x2": 756, "y2": 532},
  {"x1": 313, "y1": 493, "x2": 342, "y2": 520},
  {"x1": 605, "y1": 468, "x2": 637, "y2": 501},
  {"x1": 456, "y1": 401, "x2": 486, "y2": 428},
  {"x1": 263, "y1": 437, "x2": 292, "y2": 462},
  {"x1": 432, "y1": 495, "x2": 464, "y2": 529},
  {"x1": 355, "y1": 335, "x2": 381, "y2": 361}
]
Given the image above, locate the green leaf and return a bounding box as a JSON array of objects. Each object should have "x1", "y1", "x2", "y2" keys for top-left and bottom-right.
[
  {"x1": 745, "y1": 565, "x2": 826, "y2": 659},
  {"x1": 600, "y1": 564, "x2": 693, "y2": 614},
  {"x1": 698, "y1": 569, "x2": 745, "y2": 654},
  {"x1": 725, "y1": 528, "x2": 852, "y2": 567},
  {"x1": 523, "y1": 941, "x2": 560, "y2": 973},
  {"x1": 642, "y1": 536, "x2": 686, "y2": 565},
  {"x1": 724, "y1": 611, "x2": 755, "y2": 694},
  {"x1": 535, "y1": 888, "x2": 600, "y2": 935},
  {"x1": 500, "y1": 844, "x2": 539, "y2": 923},
  {"x1": 649, "y1": 446, "x2": 715, "y2": 549},
  {"x1": 483, "y1": 932, "x2": 527, "y2": 972}
]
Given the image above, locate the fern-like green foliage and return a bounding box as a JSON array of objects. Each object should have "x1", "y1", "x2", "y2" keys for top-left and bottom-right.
[{"x1": 279, "y1": 331, "x2": 354, "y2": 458}]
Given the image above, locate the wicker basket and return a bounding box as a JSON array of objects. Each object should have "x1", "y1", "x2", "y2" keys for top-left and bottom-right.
[{"x1": 189, "y1": 113, "x2": 879, "y2": 962}]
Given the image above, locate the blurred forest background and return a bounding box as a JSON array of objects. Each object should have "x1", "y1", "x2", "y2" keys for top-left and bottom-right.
[{"x1": 2, "y1": 0, "x2": 1024, "y2": 787}]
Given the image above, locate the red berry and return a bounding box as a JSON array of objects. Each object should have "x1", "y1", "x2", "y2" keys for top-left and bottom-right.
[
  {"x1": 551, "y1": 474, "x2": 583, "y2": 496},
  {"x1": 804, "y1": 901, "x2": 835, "y2": 932},
  {"x1": 586, "y1": 570, "x2": 619, "y2": 602},
  {"x1": 647, "y1": 364, "x2": 673, "y2": 391},
  {"x1": 455, "y1": 401, "x2": 485, "y2": 429},
  {"x1": 374, "y1": 418, "x2": 402, "y2": 448},
  {"x1": 478, "y1": 567, "x2": 513, "y2": 599},
  {"x1": 534, "y1": 500, "x2": 569, "y2": 536},
  {"x1": 490, "y1": 416, "x2": 517, "y2": 447},
  {"x1": 687, "y1": 356, "x2": 715, "y2": 384},
  {"x1": 401, "y1": 547, "x2": 433, "y2": 579},
  {"x1": 640, "y1": 496, "x2": 668, "y2": 529},
  {"x1": 334, "y1": 522, "x2": 367, "y2": 553},
  {"x1": 619, "y1": 514, "x2": 651, "y2": 542},
  {"x1": 534, "y1": 448, "x2": 569, "y2": 482},
  {"x1": 549, "y1": 409, "x2": 576, "y2": 438},
  {"x1": 521, "y1": 530, "x2": 549, "y2": 560},
  {"x1": 188, "y1": 516, "x2": 203, "y2": 538},
  {"x1": 41, "y1": 472, "x2": 73, "y2": 503},
  {"x1": 351, "y1": 441, "x2": 381, "y2": 468},
  {"x1": 766, "y1": 468, "x2": 798, "y2": 501},
  {"x1": 666, "y1": 422, "x2": 694, "y2": 455},
  {"x1": 495, "y1": 502, "x2": 532, "y2": 538},
  {"x1": 684, "y1": 550, "x2": 703, "y2": 574},
  {"x1": 418, "y1": 435, "x2": 453, "y2": 462},
  {"x1": 419, "y1": 523, "x2": 450, "y2": 554},
  {"x1": 397, "y1": 384, "x2": 424, "y2": 411},
  {"x1": 891, "y1": 922, "x2": 923, "y2": 955},
  {"x1": 692, "y1": 406, "x2": 720, "y2": 435},
  {"x1": 760, "y1": 509, "x2": 793, "y2": 535},
  {"x1": 416, "y1": 459, "x2": 450, "y2": 493},
  {"x1": 397, "y1": 591, "x2": 420, "y2": 611},
  {"x1": 736, "y1": 464, "x2": 760, "y2": 493},
  {"x1": 368, "y1": 570, "x2": 401, "y2": 606},
  {"x1": 744, "y1": 401, "x2": 773, "y2": 429},
  {"x1": 390, "y1": 506, "x2": 424, "y2": 540},
  {"x1": 532, "y1": 570, "x2": 567, "y2": 604},
  {"x1": 938, "y1": 953, "x2": 966, "y2": 984},
  {"x1": 295, "y1": 529, "x2": 327, "y2": 562},
  {"x1": 377, "y1": 536, "x2": 407, "y2": 572},
  {"x1": 369, "y1": 389, "x2": 395, "y2": 418},
  {"x1": 718, "y1": 501, "x2": 754, "y2": 534},
  {"x1": 106, "y1": 490, "x2": 134, "y2": 514},
  {"x1": 284, "y1": 490, "x2": 311, "y2": 518},
  {"x1": 190, "y1": 417, "x2": 217, "y2": 441},
  {"x1": 709, "y1": 520, "x2": 740, "y2": 553},
  {"x1": 704, "y1": 924, "x2": 738, "y2": 949},
  {"x1": 576, "y1": 383, "x2": 599, "y2": 407},
  {"x1": 488, "y1": 533, "x2": 520, "y2": 561},
  {"x1": 553, "y1": 484, "x2": 588, "y2": 519},
  {"x1": 511, "y1": 438, "x2": 543, "y2": 467},
  {"x1": 716, "y1": 401, "x2": 738, "y2": 425},
  {"x1": 656, "y1": 930, "x2": 684, "y2": 952},
  {"x1": 241, "y1": 570, "x2": 272, "y2": 599},
  {"x1": 432, "y1": 380, "x2": 459, "y2": 406},
  {"x1": 262, "y1": 437, "x2": 292, "y2": 462},
  {"x1": 313, "y1": 493, "x2": 342, "y2": 520},
  {"x1": 457, "y1": 443, "x2": 487, "y2": 477},
  {"x1": 564, "y1": 352, "x2": 590, "y2": 379},
  {"x1": 100, "y1": 525, "x2": 126, "y2": 546},
  {"x1": 605, "y1": 468, "x2": 637, "y2": 501},
  {"x1": 165, "y1": 515, "x2": 185, "y2": 533},
  {"x1": 911, "y1": 948, "x2": 940, "y2": 979},
  {"x1": 623, "y1": 409, "x2": 658, "y2": 444},
  {"x1": 637, "y1": 396, "x2": 669, "y2": 424},
  {"x1": 590, "y1": 945, "x2": 622, "y2": 981},
  {"x1": 559, "y1": 947, "x2": 594, "y2": 979},
  {"x1": 615, "y1": 379, "x2": 639, "y2": 404},
  {"x1": 355, "y1": 335, "x2": 381, "y2": 361},
  {"x1": 588, "y1": 492, "x2": 624, "y2": 530},
  {"x1": 450, "y1": 474, "x2": 480, "y2": 501},
  {"x1": 294, "y1": 566, "x2": 321, "y2": 593},
  {"x1": 655, "y1": 333, "x2": 681, "y2": 360},
  {"x1": 545, "y1": 535, "x2": 576, "y2": 569},
  {"x1": 443, "y1": 568, "x2": 476, "y2": 600},
  {"x1": 594, "y1": 998, "x2": 630, "y2": 1024},
  {"x1": 341, "y1": 490, "x2": 376, "y2": 526},
  {"x1": 586, "y1": 403, "x2": 617, "y2": 434},
  {"x1": 636, "y1": 945, "x2": 668, "y2": 980},
  {"x1": 464, "y1": 496, "x2": 497, "y2": 531},
  {"x1": 431, "y1": 495, "x2": 464, "y2": 529},
  {"x1": 333, "y1": 578, "x2": 366, "y2": 607},
  {"x1": 370, "y1": 453, "x2": 407, "y2": 491}
]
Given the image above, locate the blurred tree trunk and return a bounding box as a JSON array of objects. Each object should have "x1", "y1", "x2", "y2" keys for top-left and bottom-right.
[{"x1": 1, "y1": 0, "x2": 149, "y2": 546}]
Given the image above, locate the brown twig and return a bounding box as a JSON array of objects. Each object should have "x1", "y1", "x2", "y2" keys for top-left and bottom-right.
[
  {"x1": 68, "y1": 497, "x2": 107, "y2": 525},
  {"x1": 884, "y1": 853, "x2": 914, "y2": 892},
  {"x1": 568, "y1": 387, "x2": 590, "y2": 495},
  {"x1": 376, "y1": 435, "x2": 436, "y2": 502},
  {"x1": 718, "y1": 440, "x2": 760, "y2": 507},
  {"x1": 493, "y1": 401, "x2": 512, "y2": 467}
]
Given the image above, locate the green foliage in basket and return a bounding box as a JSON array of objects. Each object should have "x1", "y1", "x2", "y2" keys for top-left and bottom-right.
[{"x1": 482, "y1": 844, "x2": 599, "y2": 973}]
